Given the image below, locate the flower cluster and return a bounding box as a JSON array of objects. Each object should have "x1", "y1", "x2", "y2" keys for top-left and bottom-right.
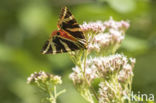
[
  {"x1": 70, "y1": 54, "x2": 135, "y2": 103},
  {"x1": 69, "y1": 18, "x2": 135, "y2": 103},
  {"x1": 27, "y1": 71, "x2": 65, "y2": 103},
  {"x1": 98, "y1": 82, "x2": 118, "y2": 103},
  {"x1": 80, "y1": 18, "x2": 129, "y2": 54},
  {"x1": 27, "y1": 71, "x2": 62, "y2": 85},
  {"x1": 70, "y1": 54, "x2": 135, "y2": 85},
  {"x1": 81, "y1": 17, "x2": 129, "y2": 34},
  {"x1": 80, "y1": 21, "x2": 106, "y2": 34},
  {"x1": 103, "y1": 18, "x2": 130, "y2": 31}
]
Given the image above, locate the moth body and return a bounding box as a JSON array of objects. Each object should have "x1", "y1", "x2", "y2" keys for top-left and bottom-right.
[{"x1": 41, "y1": 6, "x2": 87, "y2": 54}]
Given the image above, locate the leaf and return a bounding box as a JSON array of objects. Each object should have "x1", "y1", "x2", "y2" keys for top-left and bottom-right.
[{"x1": 106, "y1": 0, "x2": 136, "y2": 13}]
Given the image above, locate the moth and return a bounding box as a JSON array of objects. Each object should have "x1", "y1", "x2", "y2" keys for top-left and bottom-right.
[{"x1": 41, "y1": 6, "x2": 87, "y2": 54}]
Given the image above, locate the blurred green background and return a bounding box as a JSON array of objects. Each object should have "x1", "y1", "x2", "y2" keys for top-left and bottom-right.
[{"x1": 0, "y1": 0, "x2": 156, "y2": 103}]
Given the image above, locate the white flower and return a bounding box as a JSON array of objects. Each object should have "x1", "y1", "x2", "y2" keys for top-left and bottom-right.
[
  {"x1": 69, "y1": 18, "x2": 134, "y2": 103},
  {"x1": 121, "y1": 20, "x2": 130, "y2": 29},
  {"x1": 27, "y1": 71, "x2": 62, "y2": 85},
  {"x1": 123, "y1": 64, "x2": 132, "y2": 72},
  {"x1": 80, "y1": 21, "x2": 106, "y2": 33},
  {"x1": 118, "y1": 70, "x2": 127, "y2": 83},
  {"x1": 81, "y1": 18, "x2": 129, "y2": 54},
  {"x1": 69, "y1": 54, "x2": 135, "y2": 85}
]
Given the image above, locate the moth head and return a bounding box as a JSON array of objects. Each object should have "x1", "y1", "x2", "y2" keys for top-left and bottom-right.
[{"x1": 51, "y1": 30, "x2": 61, "y2": 37}]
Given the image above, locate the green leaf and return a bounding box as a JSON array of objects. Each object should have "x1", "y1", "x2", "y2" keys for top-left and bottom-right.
[{"x1": 106, "y1": 0, "x2": 136, "y2": 13}]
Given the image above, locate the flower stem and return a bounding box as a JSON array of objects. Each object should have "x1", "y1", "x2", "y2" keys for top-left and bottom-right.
[
  {"x1": 56, "y1": 89, "x2": 66, "y2": 97},
  {"x1": 54, "y1": 86, "x2": 57, "y2": 98},
  {"x1": 46, "y1": 84, "x2": 56, "y2": 103},
  {"x1": 83, "y1": 49, "x2": 99, "y2": 102},
  {"x1": 83, "y1": 49, "x2": 88, "y2": 78}
]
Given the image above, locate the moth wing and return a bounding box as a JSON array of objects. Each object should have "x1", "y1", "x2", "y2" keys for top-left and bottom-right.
[
  {"x1": 41, "y1": 36, "x2": 83, "y2": 54},
  {"x1": 41, "y1": 7, "x2": 87, "y2": 54},
  {"x1": 58, "y1": 6, "x2": 86, "y2": 41}
]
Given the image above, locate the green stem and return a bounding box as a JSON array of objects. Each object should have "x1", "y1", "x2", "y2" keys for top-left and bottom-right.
[
  {"x1": 83, "y1": 50, "x2": 88, "y2": 78},
  {"x1": 56, "y1": 89, "x2": 66, "y2": 97},
  {"x1": 54, "y1": 86, "x2": 57, "y2": 98},
  {"x1": 46, "y1": 83, "x2": 56, "y2": 103},
  {"x1": 83, "y1": 49, "x2": 99, "y2": 102}
]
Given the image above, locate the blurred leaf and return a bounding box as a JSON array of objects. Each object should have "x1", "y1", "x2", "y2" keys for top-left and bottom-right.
[
  {"x1": 0, "y1": 43, "x2": 13, "y2": 62},
  {"x1": 18, "y1": 3, "x2": 53, "y2": 36},
  {"x1": 0, "y1": 43, "x2": 49, "y2": 75},
  {"x1": 105, "y1": 0, "x2": 136, "y2": 13},
  {"x1": 121, "y1": 35, "x2": 149, "y2": 53},
  {"x1": 10, "y1": 79, "x2": 40, "y2": 103}
]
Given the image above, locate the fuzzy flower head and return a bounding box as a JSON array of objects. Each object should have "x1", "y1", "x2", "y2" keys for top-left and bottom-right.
[
  {"x1": 103, "y1": 17, "x2": 130, "y2": 31},
  {"x1": 98, "y1": 82, "x2": 116, "y2": 103},
  {"x1": 27, "y1": 71, "x2": 62, "y2": 85},
  {"x1": 69, "y1": 65, "x2": 98, "y2": 86},
  {"x1": 69, "y1": 54, "x2": 135, "y2": 86},
  {"x1": 80, "y1": 17, "x2": 129, "y2": 55},
  {"x1": 80, "y1": 21, "x2": 106, "y2": 34},
  {"x1": 96, "y1": 55, "x2": 135, "y2": 103}
]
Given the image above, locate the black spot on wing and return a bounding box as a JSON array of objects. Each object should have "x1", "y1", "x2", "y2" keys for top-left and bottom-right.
[{"x1": 56, "y1": 31, "x2": 60, "y2": 35}]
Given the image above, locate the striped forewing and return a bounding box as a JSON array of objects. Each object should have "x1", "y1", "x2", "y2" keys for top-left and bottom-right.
[
  {"x1": 41, "y1": 36, "x2": 82, "y2": 54},
  {"x1": 41, "y1": 6, "x2": 87, "y2": 54},
  {"x1": 58, "y1": 6, "x2": 86, "y2": 40}
]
